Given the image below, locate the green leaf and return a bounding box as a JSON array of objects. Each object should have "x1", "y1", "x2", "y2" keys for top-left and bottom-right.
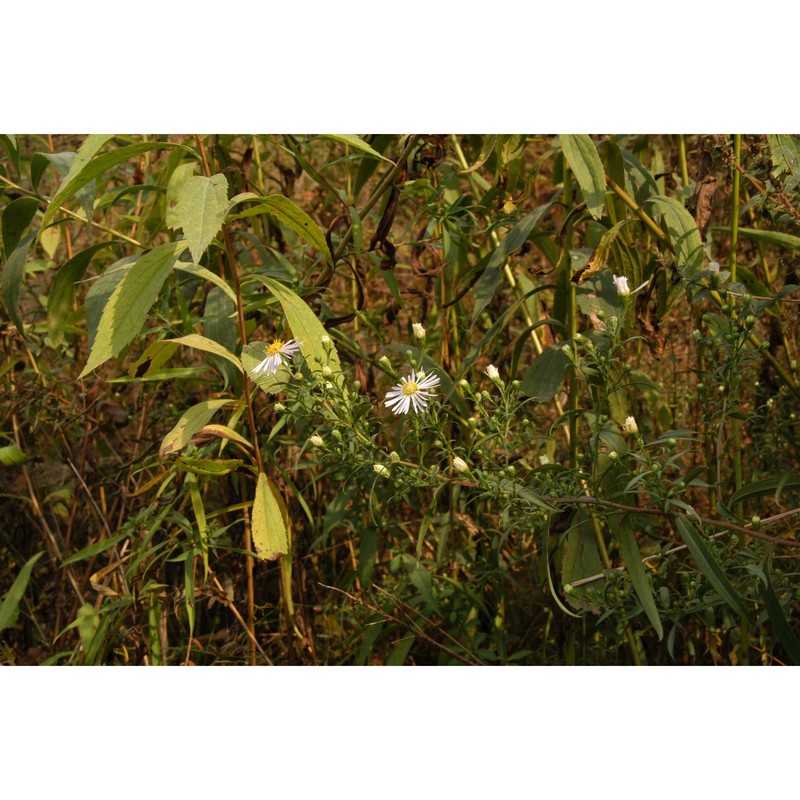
[
  {"x1": 645, "y1": 195, "x2": 704, "y2": 278},
  {"x1": 0, "y1": 551, "x2": 44, "y2": 633},
  {"x1": 40, "y1": 141, "x2": 188, "y2": 232},
  {"x1": 165, "y1": 161, "x2": 197, "y2": 229},
  {"x1": 260, "y1": 276, "x2": 342, "y2": 375},
  {"x1": 169, "y1": 173, "x2": 229, "y2": 260},
  {"x1": 717, "y1": 226, "x2": 800, "y2": 251},
  {"x1": 618, "y1": 523, "x2": 663, "y2": 639},
  {"x1": 160, "y1": 398, "x2": 239, "y2": 457},
  {"x1": 471, "y1": 201, "x2": 554, "y2": 324},
  {"x1": 760, "y1": 559, "x2": 800, "y2": 665},
  {"x1": 230, "y1": 195, "x2": 330, "y2": 261},
  {"x1": 0, "y1": 134, "x2": 20, "y2": 176},
  {"x1": 674, "y1": 517, "x2": 749, "y2": 618},
  {"x1": 2, "y1": 232, "x2": 35, "y2": 335},
  {"x1": 767, "y1": 134, "x2": 799, "y2": 179},
  {"x1": 174, "y1": 457, "x2": 243, "y2": 476},
  {"x1": 317, "y1": 134, "x2": 394, "y2": 163},
  {"x1": 457, "y1": 134, "x2": 497, "y2": 175},
  {"x1": 167, "y1": 333, "x2": 243, "y2": 373},
  {"x1": 0, "y1": 443, "x2": 31, "y2": 467},
  {"x1": 729, "y1": 473, "x2": 800, "y2": 507},
  {"x1": 519, "y1": 344, "x2": 570, "y2": 402},
  {"x1": 560, "y1": 511, "x2": 604, "y2": 612},
  {"x1": 2, "y1": 197, "x2": 39, "y2": 257},
  {"x1": 175, "y1": 260, "x2": 237, "y2": 305},
  {"x1": 252, "y1": 472, "x2": 289, "y2": 561},
  {"x1": 47, "y1": 242, "x2": 117, "y2": 346},
  {"x1": 79, "y1": 241, "x2": 186, "y2": 377},
  {"x1": 560, "y1": 134, "x2": 606, "y2": 219}
]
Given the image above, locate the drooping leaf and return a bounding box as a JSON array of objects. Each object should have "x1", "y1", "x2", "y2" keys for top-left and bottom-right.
[
  {"x1": 160, "y1": 398, "x2": 240, "y2": 457},
  {"x1": 175, "y1": 260, "x2": 237, "y2": 305},
  {"x1": 317, "y1": 134, "x2": 394, "y2": 163},
  {"x1": 0, "y1": 552, "x2": 44, "y2": 633},
  {"x1": 471, "y1": 201, "x2": 554, "y2": 324},
  {"x1": 259, "y1": 276, "x2": 342, "y2": 376},
  {"x1": 166, "y1": 333, "x2": 243, "y2": 373},
  {"x1": 230, "y1": 195, "x2": 330, "y2": 261},
  {"x1": 2, "y1": 233, "x2": 35, "y2": 335},
  {"x1": 47, "y1": 242, "x2": 117, "y2": 346},
  {"x1": 560, "y1": 134, "x2": 606, "y2": 219},
  {"x1": 729, "y1": 473, "x2": 800, "y2": 507},
  {"x1": 40, "y1": 141, "x2": 188, "y2": 232},
  {"x1": 618, "y1": 523, "x2": 663, "y2": 639},
  {"x1": 79, "y1": 241, "x2": 187, "y2": 377},
  {"x1": 457, "y1": 134, "x2": 497, "y2": 175},
  {"x1": 674, "y1": 516, "x2": 749, "y2": 618},
  {"x1": 2, "y1": 197, "x2": 39, "y2": 256},
  {"x1": 169, "y1": 173, "x2": 229, "y2": 260},
  {"x1": 519, "y1": 344, "x2": 570, "y2": 402},
  {"x1": 251, "y1": 472, "x2": 289, "y2": 561}
]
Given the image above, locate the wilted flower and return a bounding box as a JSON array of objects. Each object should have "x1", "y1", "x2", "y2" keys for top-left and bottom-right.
[
  {"x1": 452, "y1": 456, "x2": 469, "y2": 474},
  {"x1": 485, "y1": 364, "x2": 500, "y2": 381},
  {"x1": 252, "y1": 338, "x2": 303, "y2": 376},
  {"x1": 384, "y1": 369, "x2": 440, "y2": 415},
  {"x1": 622, "y1": 416, "x2": 638, "y2": 435},
  {"x1": 412, "y1": 322, "x2": 426, "y2": 340},
  {"x1": 373, "y1": 463, "x2": 390, "y2": 477},
  {"x1": 309, "y1": 434, "x2": 324, "y2": 448}
]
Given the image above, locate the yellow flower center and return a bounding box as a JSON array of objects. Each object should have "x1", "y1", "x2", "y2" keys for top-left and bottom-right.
[
  {"x1": 402, "y1": 381, "x2": 419, "y2": 396},
  {"x1": 266, "y1": 340, "x2": 285, "y2": 356}
]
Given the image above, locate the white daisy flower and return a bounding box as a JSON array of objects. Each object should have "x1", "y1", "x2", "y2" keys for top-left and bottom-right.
[
  {"x1": 252, "y1": 338, "x2": 303, "y2": 376},
  {"x1": 384, "y1": 368, "x2": 440, "y2": 415},
  {"x1": 485, "y1": 364, "x2": 500, "y2": 381}
]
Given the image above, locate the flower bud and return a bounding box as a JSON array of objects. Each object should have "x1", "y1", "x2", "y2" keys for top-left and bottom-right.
[
  {"x1": 412, "y1": 322, "x2": 426, "y2": 340},
  {"x1": 309, "y1": 434, "x2": 324, "y2": 448},
  {"x1": 373, "y1": 463, "x2": 390, "y2": 477},
  {"x1": 622, "y1": 416, "x2": 638, "y2": 435},
  {"x1": 389, "y1": 451, "x2": 401, "y2": 463},
  {"x1": 485, "y1": 364, "x2": 500, "y2": 381},
  {"x1": 452, "y1": 456, "x2": 469, "y2": 474}
]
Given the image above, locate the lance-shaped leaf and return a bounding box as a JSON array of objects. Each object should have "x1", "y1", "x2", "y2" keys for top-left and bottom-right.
[
  {"x1": 79, "y1": 241, "x2": 186, "y2": 377},
  {"x1": 645, "y1": 195, "x2": 704, "y2": 278},
  {"x1": 2, "y1": 233, "x2": 35, "y2": 335},
  {"x1": 0, "y1": 551, "x2": 44, "y2": 633},
  {"x1": 317, "y1": 134, "x2": 395, "y2": 163},
  {"x1": 618, "y1": 522, "x2": 663, "y2": 639},
  {"x1": 230, "y1": 195, "x2": 330, "y2": 261},
  {"x1": 169, "y1": 173, "x2": 229, "y2": 260},
  {"x1": 560, "y1": 134, "x2": 606, "y2": 219},
  {"x1": 166, "y1": 334, "x2": 243, "y2": 373},
  {"x1": 252, "y1": 472, "x2": 289, "y2": 561},
  {"x1": 674, "y1": 516, "x2": 749, "y2": 618},
  {"x1": 2, "y1": 196, "x2": 39, "y2": 256}
]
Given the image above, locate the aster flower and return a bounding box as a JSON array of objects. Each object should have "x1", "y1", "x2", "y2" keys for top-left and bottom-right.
[
  {"x1": 412, "y1": 322, "x2": 426, "y2": 340},
  {"x1": 485, "y1": 364, "x2": 500, "y2": 381},
  {"x1": 252, "y1": 338, "x2": 303, "y2": 376},
  {"x1": 384, "y1": 368, "x2": 440, "y2": 415}
]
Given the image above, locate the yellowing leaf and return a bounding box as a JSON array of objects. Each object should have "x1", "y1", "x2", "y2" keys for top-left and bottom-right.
[{"x1": 252, "y1": 472, "x2": 289, "y2": 561}]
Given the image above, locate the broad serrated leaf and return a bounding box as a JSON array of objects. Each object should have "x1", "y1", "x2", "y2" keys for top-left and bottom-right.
[
  {"x1": 674, "y1": 516, "x2": 749, "y2": 618},
  {"x1": 560, "y1": 134, "x2": 606, "y2": 219},
  {"x1": 258, "y1": 276, "x2": 342, "y2": 376},
  {"x1": 252, "y1": 472, "x2": 289, "y2": 560},
  {"x1": 645, "y1": 195, "x2": 704, "y2": 278},
  {"x1": 160, "y1": 398, "x2": 239, "y2": 457},
  {"x1": 165, "y1": 162, "x2": 196, "y2": 229},
  {"x1": 2, "y1": 232, "x2": 35, "y2": 335},
  {"x1": 0, "y1": 551, "x2": 44, "y2": 633},
  {"x1": 618, "y1": 523, "x2": 663, "y2": 639},
  {"x1": 2, "y1": 197, "x2": 39, "y2": 257},
  {"x1": 231, "y1": 195, "x2": 330, "y2": 261},
  {"x1": 767, "y1": 134, "x2": 799, "y2": 179},
  {"x1": 79, "y1": 241, "x2": 187, "y2": 377},
  {"x1": 170, "y1": 173, "x2": 229, "y2": 260},
  {"x1": 40, "y1": 141, "x2": 188, "y2": 231},
  {"x1": 318, "y1": 134, "x2": 394, "y2": 163}
]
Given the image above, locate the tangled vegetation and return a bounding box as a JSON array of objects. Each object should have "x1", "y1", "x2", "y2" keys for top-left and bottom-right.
[{"x1": 1, "y1": 133, "x2": 799, "y2": 665}]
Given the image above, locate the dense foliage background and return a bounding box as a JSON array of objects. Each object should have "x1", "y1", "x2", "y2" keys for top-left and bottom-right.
[{"x1": 2, "y1": 133, "x2": 799, "y2": 665}]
